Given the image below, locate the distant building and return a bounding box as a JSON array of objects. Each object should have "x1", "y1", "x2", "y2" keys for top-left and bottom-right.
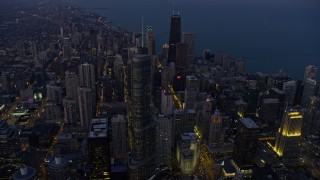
[
  {"x1": 175, "y1": 43, "x2": 188, "y2": 70},
  {"x1": 301, "y1": 78, "x2": 317, "y2": 108},
  {"x1": 304, "y1": 65, "x2": 317, "y2": 81},
  {"x1": 282, "y1": 80, "x2": 297, "y2": 106},
  {"x1": 168, "y1": 14, "x2": 181, "y2": 63},
  {"x1": 183, "y1": 32, "x2": 196, "y2": 65}
]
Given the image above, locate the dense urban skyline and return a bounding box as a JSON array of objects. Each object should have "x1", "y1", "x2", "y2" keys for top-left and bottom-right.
[{"x1": 0, "y1": 0, "x2": 319, "y2": 179}]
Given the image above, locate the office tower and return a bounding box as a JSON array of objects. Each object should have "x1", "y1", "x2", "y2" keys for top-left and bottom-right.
[
  {"x1": 168, "y1": 14, "x2": 181, "y2": 63},
  {"x1": 184, "y1": 75, "x2": 198, "y2": 110},
  {"x1": 155, "y1": 115, "x2": 173, "y2": 168},
  {"x1": 214, "y1": 51, "x2": 223, "y2": 65},
  {"x1": 183, "y1": 32, "x2": 196, "y2": 64},
  {"x1": 282, "y1": 80, "x2": 297, "y2": 106},
  {"x1": 46, "y1": 82, "x2": 62, "y2": 102},
  {"x1": 101, "y1": 75, "x2": 113, "y2": 103},
  {"x1": 114, "y1": 55, "x2": 124, "y2": 102},
  {"x1": 146, "y1": 26, "x2": 155, "y2": 56},
  {"x1": 47, "y1": 156, "x2": 70, "y2": 179},
  {"x1": 222, "y1": 55, "x2": 231, "y2": 69},
  {"x1": 13, "y1": 165, "x2": 37, "y2": 180},
  {"x1": 162, "y1": 43, "x2": 169, "y2": 59},
  {"x1": 63, "y1": 98, "x2": 77, "y2": 124},
  {"x1": 235, "y1": 58, "x2": 245, "y2": 73},
  {"x1": 233, "y1": 118, "x2": 261, "y2": 178},
  {"x1": 161, "y1": 88, "x2": 173, "y2": 115},
  {"x1": 79, "y1": 63, "x2": 96, "y2": 89},
  {"x1": 168, "y1": 62, "x2": 176, "y2": 83},
  {"x1": 196, "y1": 96, "x2": 213, "y2": 141},
  {"x1": 88, "y1": 118, "x2": 111, "y2": 179},
  {"x1": 161, "y1": 67, "x2": 169, "y2": 89},
  {"x1": 62, "y1": 42, "x2": 72, "y2": 59},
  {"x1": 303, "y1": 96, "x2": 320, "y2": 137},
  {"x1": 301, "y1": 78, "x2": 317, "y2": 108},
  {"x1": 65, "y1": 71, "x2": 79, "y2": 103},
  {"x1": 79, "y1": 63, "x2": 97, "y2": 107},
  {"x1": 176, "y1": 133, "x2": 200, "y2": 175},
  {"x1": 258, "y1": 98, "x2": 280, "y2": 128},
  {"x1": 274, "y1": 107, "x2": 303, "y2": 159},
  {"x1": 111, "y1": 115, "x2": 127, "y2": 164},
  {"x1": 208, "y1": 110, "x2": 223, "y2": 148},
  {"x1": 78, "y1": 87, "x2": 93, "y2": 130},
  {"x1": 44, "y1": 103, "x2": 62, "y2": 123},
  {"x1": 175, "y1": 43, "x2": 188, "y2": 70},
  {"x1": 304, "y1": 65, "x2": 317, "y2": 81},
  {"x1": 1, "y1": 72, "x2": 11, "y2": 91},
  {"x1": 128, "y1": 55, "x2": 155, "y2": 179},
  {"x1": 0, "y1": 120, "x2": 21, "y2": 179},
  {"x1": 173, "y1": 109, "x2": 196, "y2": 138}
]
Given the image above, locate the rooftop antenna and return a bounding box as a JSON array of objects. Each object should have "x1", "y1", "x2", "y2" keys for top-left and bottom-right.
[{"x1": 141, "y1": 17, "x2": 144, "y2": 47}]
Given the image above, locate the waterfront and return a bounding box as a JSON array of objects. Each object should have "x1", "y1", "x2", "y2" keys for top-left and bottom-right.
[{"x1": 68, "y1": 0, "x2": 320, "y2": 79}]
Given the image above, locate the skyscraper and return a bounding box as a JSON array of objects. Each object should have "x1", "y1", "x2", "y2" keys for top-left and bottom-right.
[
  {"x1": 175, "y1": 42, "x2": 188, "y2": 70},
  {"x1": 282, "y1": 80, "x2": 297, "y2": 106},
  {"x1": 79, "y1": 63, "x2": 96, "y2": 108},
  {"x1": 232, "y1": 118, "x2": 261, "y2": 178},
  {"x1": 128, "y1": 54, "x2": 155, "y2": 179},
  {"x1": 88, "y1": 118, "x2": 110, "y2": 179},
  {"x1": 146, "y1": 26, "x2": 155, "y2": 56},
  {"x1": 65, "y1": 71, "x2": 79, "y2": 104},
  {"x1": 301, "y1": 78, "x2": 317, "y2": 108},
  {"x1": 304, "y1": 65, "x2": 317, "y2": 81},
  {"x1": 110, "y1": 115, "x2": 127, "y2": 164},
  {"x1": 78, "y1": 87, "x2": 93, "y2": 130},
  {"x1": 63, "y1": 98, "x2": 77, "y2": 124},
  {"x1": 208, "y1": 109, "x2": 224, "y2": 148},
  {"x1": 274, "y1": 107, "x2": 303, "y2": 159},
  {"x1": 168, "y1": 14, "x2": 181, "y2": 63}
]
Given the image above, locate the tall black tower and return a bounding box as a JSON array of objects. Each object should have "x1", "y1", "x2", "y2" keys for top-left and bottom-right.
[{"x1": 168, "y1": 14, "x2": 181, "y2": 63}]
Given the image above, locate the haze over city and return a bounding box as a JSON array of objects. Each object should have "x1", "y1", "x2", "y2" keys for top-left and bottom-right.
[{"x1": 0, "y1": 0, "x2": 320, "y2": 179}]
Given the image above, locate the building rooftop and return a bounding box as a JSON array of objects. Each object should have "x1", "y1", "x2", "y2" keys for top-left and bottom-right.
[
  {"x1": 89, "y1": 118, "x2": 107, "y2": 138},
  {"x1": 240, "y1": 118, "x2": 260, "y2": 129}
]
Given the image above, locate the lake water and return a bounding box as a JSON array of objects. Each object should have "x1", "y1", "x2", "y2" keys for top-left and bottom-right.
[{"x1": 68, "y1": 0, "x2": 320, "y2": 79}]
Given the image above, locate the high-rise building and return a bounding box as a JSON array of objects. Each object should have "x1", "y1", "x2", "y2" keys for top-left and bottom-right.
[
  {"x1": 173, "y1": 109, "x2": 196, "y2": 138},
  {"x1": 161, "y1": 88, "x2": 173, "y2": 115},
  {"x1": 302, "y1": 96, "x2": 320, "y2": 137},
  {"x1": 208, "y1": 110, "x2": 224, "y2": 148},
  {"x1": 79, "y1": 63, "x2": 96, "y2": 89},
  {"x1": 44, "y1": 103, "x2": 62, "y2": 123},
  {"x1": 65, "y1": 71, "x2": 79, "y2": 104},
  {"x1": 79, "y1": 63, "x2": 97, "y2": 109},
  {"x1": 88, "y1": 118, "x2": 110, "y2": 179},
  {"x1": 235, "y1": 58, "x2": 245, "y2": 73},
  {"x1": 155, "y1": 115, "x2": 173, "y2": 168},
  {"x1": 13, "y1": 165, "x2": 37, "y2": 180},
  {"x1": 232, "y1": 118, "x2": 261, "y2": 178},
  {"x1": 184, "y1": 76, "x2": 198, "y2": 110},
  {"x1": 304, "y1": 65, "x2": 317, "y2": 81},
  {"x1": 274, "y1": 107, "x2": 303, "y2": 159},
  {"x1": 110, "y1": 115, "x2": 127, "y2": 164},
  {"x1": 195, "y1": 96, "x2": 213, "y2": 141},
  {"x1": 258, "y1": 98, "x2": 280, "y2": 128},
  {"x1": 0, "y1": 120, "x2": 21, "y2": 179},
  {"x1": 146, "y1": 26, "x2": 155, "y2": 56},
  {"x1": 78, "y1": 87, "x2": 93, "y2": 130},
  {"x1": 128, "y1": 54, "x2": 156, "y2": 179},
  {"x1": 63, "y1": 98, "x2": 77, "y2": 124},
  {"x1": 46, "y1": 82, "x2": 62, "y2": 102},
  {"x1": 175, "y1": 43, "x2": 188, "y2": 70},
  {"x1": 301, "y1": 78, "x2": 317, "y2": 108},
  {"x1": 183, "y1": 32, "x2": 196, "y2": 64},
  {"x1": 282, "y1": 80, "x2": 297, "y2": 106},
  {"x1": 168, "y1": 14, "x2": 181, "y2": 63}
]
